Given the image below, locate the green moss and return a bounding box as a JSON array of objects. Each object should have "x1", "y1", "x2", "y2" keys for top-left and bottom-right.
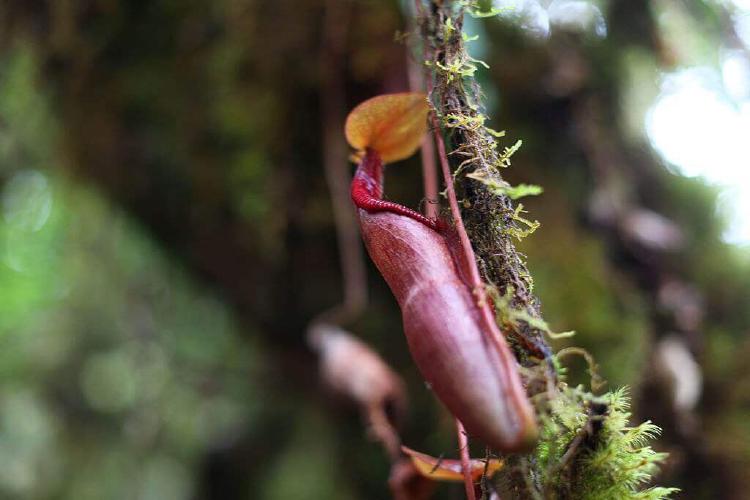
[{"x1": 499, "y1": 387, "x2": 677, "y2": 499}]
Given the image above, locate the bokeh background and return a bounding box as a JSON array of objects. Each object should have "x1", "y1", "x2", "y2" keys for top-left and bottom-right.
[{"x1": 0, "y1": 0, "x2": 749, "y2": 498}]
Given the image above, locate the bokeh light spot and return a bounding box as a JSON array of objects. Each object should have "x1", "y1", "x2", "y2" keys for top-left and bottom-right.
[{"x1": 646, "y1": 67, "x2": 750, "y2": 245}]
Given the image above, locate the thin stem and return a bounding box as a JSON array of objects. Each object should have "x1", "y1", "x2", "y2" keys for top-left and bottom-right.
[
  {"x1": 456, "y1": 418, "x2": 477, "y2": 500},
  {"x1": 430, "y1": 114, "x2": 507, "y2": 357},
  {"x1": 431, "y1": 113, "x2": 535, "y2": 443},
  {"x1": 407, "y1": 0, "x2": 439, "y2": 219},
  {"x1": 319, "y1": 0, "x2": 367, "y2": 324},
  {"x1": 418, "y1": 136, "x2": 439, "y2": 219}
]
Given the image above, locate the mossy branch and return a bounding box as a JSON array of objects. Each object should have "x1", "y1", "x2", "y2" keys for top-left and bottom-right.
[{"x1": 415, "y1": 1, "x2": 676, "y2": 497}]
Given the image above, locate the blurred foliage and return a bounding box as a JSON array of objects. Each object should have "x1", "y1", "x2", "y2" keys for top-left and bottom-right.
[
  {"x1": 518, "y1": 181, "x2": 651, "y2": 388},
  {"x1": 0, "y1": 0, "x2": 748, "y2": 499},
  {"x1": 0, "y1": 45, "x2": 267, "y2": 499}
]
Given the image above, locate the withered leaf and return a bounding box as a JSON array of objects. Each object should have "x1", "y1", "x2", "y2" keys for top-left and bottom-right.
[{"x1": 401, "y1": 446, "x2": 503, "y2": 483}]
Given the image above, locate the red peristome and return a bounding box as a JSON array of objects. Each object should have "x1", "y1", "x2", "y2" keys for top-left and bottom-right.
[{"x1": 351, "y1": 149, "x2": 439, "y2": 232}]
